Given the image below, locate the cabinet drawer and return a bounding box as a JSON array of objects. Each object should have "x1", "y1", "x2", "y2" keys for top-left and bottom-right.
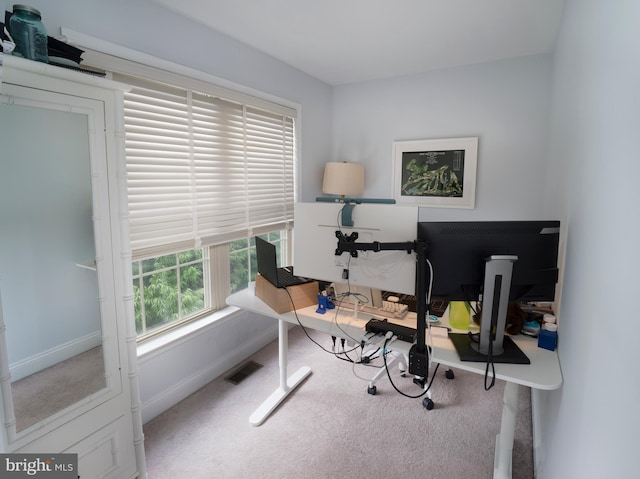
[{"x1": 69, "y1": 415, "x2": 137, "y2": 479}]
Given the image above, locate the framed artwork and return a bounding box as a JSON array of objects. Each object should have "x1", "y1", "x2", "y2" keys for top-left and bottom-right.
[{"x1": 392, "y1": 137, "x2": 478, "y2": 209}]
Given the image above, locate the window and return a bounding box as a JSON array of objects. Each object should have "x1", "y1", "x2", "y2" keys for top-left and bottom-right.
[
  {"x1": 132, "y1": 249, "x2": 208, "y2": 336},
  {"x1": 230, "y1": 231, "x2": 286, "y2": 294},
  {"x1": 118, "y1": 74, "x2": 296, "y2": 259},
  {"x1": 134, "y1": 229, "x2": 288, "y2": 338},
  {"x1": 81, "y1": 50, "x2": 298, "y2": 340}
]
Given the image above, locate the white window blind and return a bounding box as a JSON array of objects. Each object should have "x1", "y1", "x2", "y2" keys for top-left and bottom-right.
[{"x1": 114, "y1": 73, "x2": 295, "y2": 260}]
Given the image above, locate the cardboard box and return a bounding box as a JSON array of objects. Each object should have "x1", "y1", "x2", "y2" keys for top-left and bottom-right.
[{"x1": 255, "y1": 274, "x2": 319, "y2": 313}]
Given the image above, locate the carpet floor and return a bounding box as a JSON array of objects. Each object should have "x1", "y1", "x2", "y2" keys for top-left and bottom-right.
[{"x1": 143, "y1": 326, "x2": 533, "y2": 478}]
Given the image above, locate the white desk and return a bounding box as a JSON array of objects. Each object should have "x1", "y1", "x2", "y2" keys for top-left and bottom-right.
[
  {"x1": 227, "y1": 286, "x2": 562, "y2": 479},
  {"x1": 429, "y1": 329, "x2": 562, "y2": 479},
  {"x1": 226, "y1": 285, "x2": 313, "y2": 427}
]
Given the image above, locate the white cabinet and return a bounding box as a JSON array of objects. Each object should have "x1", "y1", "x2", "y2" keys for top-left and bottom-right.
[{"x1": 0, "y1": 55, "x2": 146, "y2": 478}]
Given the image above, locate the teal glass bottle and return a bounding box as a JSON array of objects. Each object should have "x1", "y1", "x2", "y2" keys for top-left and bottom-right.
[{"x1": 10, "y1": 5, "x2": 48, "y2": 63}]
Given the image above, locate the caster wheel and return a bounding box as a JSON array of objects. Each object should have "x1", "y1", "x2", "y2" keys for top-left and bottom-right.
[
  {"x1": 445, "y1": 369, "x2": 455, "y2": 380},
  {"x1": 422, "y1": 397, "x2": 434, "y2": 410},
  {"x1": 367, "y1": 385, "x2": 377, "y2": 395}
]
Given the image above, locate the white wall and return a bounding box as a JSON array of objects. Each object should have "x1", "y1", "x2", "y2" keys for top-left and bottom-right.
[
  {"x1": 330, "y1": 54, "x2": 557, "y2": 221},
  {"x1": 329, "y1": 10, "x2": 639, "y2": 475},
  {"x1": 536, "y1": 1, "x2": 640, "y2": 478},
  {"x1": 2, "y1": 0, "x2": 333, "y2": 422}
]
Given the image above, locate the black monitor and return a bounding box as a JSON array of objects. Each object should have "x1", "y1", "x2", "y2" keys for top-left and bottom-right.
[{"x1": 418, "y1": 221, "x2": 560, "y2": 364}]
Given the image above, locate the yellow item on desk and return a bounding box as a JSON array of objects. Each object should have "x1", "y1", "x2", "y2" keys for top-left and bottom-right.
[{"x1": 449, "y1": 301, "x2": 471, "y2": 330}]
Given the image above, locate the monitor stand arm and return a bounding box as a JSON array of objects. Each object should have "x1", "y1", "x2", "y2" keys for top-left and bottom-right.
[
  {"x1": 335, "y1": 231, "x2": 415, "y2": 257},
  {"x1": 408, "y1": 239, "x2": 429, "y2": 379},
  {"x1": 334, "y1": 233, "x2": 430, "y2": 379}
]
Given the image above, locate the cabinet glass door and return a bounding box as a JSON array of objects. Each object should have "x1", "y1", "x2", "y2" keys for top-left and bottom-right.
[{"x1": 0, "y1": 82, "x2": 120, "y2": 439}]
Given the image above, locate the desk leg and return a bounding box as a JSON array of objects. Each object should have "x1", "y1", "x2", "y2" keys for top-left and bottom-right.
[
  {"x1": 493, "y1": 381, "x2": 519, "y2": 479},
  {"x1": 249, "y1": 319, "x2": 312, "y2": 426}
]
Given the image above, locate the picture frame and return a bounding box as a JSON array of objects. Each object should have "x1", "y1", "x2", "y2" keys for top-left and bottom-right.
[{"x1": 392, "y1": 137, "x2": 478, "y2": 209}]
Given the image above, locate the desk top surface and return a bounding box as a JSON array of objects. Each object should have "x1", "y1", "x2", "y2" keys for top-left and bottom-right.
[{"x1": 227, "y1": 285, "x2": 562, "y2": 391}]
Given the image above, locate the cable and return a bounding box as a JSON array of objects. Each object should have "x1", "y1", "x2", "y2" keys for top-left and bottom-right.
[
  {"x1": 484, "y1": 333, "x2": 496, "y2": 391},
  {"x1": 425, "y1": 258, "x2": 435, "y2": 350},
  {"x1": 284, "y1": 286, "x2": 357, "y2": 356},
  {"x1": 286, "y1": 283, "x2": 393, "y2": 386},
  {"x1": 381, "y1": 336, "x2": 440, "y2": 399},
  {"x1": 336, "y1": 290, "x2": 370, "y2": 305},
  {"x1": 349, "y1": 347, "x2": 386, "y2": 382},
  {"x1": 288, "y1": 227, "x2": 442, "y2": 397},
  {"x1": 285, "y1": 286, "x2": 381, "y2": 368},
  {"x1": 331, "y1": 293, "x2": 369, "y2": 344},
  {"x1": 467, "y1": 331, "x2": 496, "y2": 390}
]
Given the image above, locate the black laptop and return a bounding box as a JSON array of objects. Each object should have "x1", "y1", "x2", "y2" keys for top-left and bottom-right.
[{"x1": 255, "y1": 236, "x2": 313, "y2": 288}]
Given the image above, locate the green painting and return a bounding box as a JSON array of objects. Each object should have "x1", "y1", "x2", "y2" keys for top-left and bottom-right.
[{"x1": 401, "y1": 149, "x2": 465, "y2": 198}]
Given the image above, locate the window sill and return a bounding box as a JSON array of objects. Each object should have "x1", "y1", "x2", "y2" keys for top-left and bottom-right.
[{"x1": 136, "y1": 305, "x2": 241, "y2": 359}]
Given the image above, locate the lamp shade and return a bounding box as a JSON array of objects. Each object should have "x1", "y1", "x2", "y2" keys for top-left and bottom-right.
[{"x1": 322, "y1": 162, "x2": 365, "y2": 197}]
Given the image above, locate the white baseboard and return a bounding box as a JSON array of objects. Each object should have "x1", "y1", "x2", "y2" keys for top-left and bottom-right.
[{"x1": 9, "y1": 331, "x2": 102, "y2": 381}]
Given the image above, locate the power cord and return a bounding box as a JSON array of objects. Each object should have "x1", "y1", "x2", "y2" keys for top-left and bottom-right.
[
  {"x1": 381, "y1": 335, "x2": 439, "y2": 399},
  {"x1": 329, "y1": 292, "x2": 371, "y2": 345},
  {"x1": 468, "y1": 331, "x2": 496, "y2": 390},
  {"x1": 284, "y1": 286, "x2": 372, "y2": 363},
  {"x1": 284, "y1": 286, "x2": 356, "y2": 356},
  {"x1": 286, "y1": 275, "x2": 440, "y2": 395},
  {"x1": 484, "y1": 336, "x2": 496, "y2": 391}
]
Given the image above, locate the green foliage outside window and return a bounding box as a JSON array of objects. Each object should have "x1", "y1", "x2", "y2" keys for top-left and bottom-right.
[
  {"x1": 229, "y1": 231, "x2": 284, "y2": 294},
  {"x1": 133, "y1": 249, "x2": 205, "y2": 335},
  {"x1": 133, "y1": 231, "x2": 287, "y2": 337},
  {"x1": 229, "y1": 238, "x2": 252, "y2": 294}
]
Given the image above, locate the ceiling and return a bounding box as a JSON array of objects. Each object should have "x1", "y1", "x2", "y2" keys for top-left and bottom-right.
[{"x1": 151, "y1": 0, "x2": 565, "y2": 86}]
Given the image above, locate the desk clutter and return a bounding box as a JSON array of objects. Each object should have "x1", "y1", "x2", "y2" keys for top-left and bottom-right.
[
  {"x1": 255, "y1": 269, "x2": 560, "y2": 355},
  {"x1": 365, "y1": 318, "x2": 417, "y2": 343},
  {"x1": 315, "y1": 284, "x2": 419, "y2": 320},
  {"x1": 537, "y1": 313, "x2": 558, "y2": 351},
  {"x1": 519, "y1": 304, "x2": 558, "y2": 351},
  {"x1": 334, "y1": 297, "x2": 409, "y2": 320}
]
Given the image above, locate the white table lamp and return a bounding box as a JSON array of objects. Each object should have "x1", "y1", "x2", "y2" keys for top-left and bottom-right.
[
  {"x1": 321, "y1": 161, "x2": 365, "y2": 197},
  {"x1": 316, "y1": 161, "x2": 394, "y2": 226}
]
